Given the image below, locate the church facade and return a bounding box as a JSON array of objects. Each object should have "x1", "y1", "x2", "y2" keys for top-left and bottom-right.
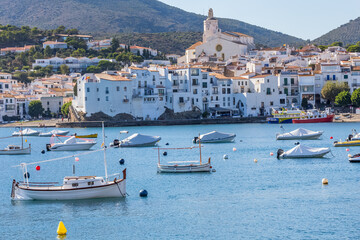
[{"x1": 184, "y1": 9, "x2": 255, "y2": 64}]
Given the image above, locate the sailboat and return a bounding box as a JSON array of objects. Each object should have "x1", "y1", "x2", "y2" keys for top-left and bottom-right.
[
  {"x1": 157, "y1": 138, "x2": 213, "y2": 173},
  {"x1": 11, "y1": 122, "x2": 126, "y2": 201},
  {"x1": 0, "y1": 126, "x2": 31, "y2": 155}
]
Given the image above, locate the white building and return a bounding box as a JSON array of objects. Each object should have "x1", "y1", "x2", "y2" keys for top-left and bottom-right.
[
  {"x1": 32, "y1": 57, "x2": 109, "y2": 72},
  {"x1": 43, "y1": 41, "x2": 68, "y2": 49}
]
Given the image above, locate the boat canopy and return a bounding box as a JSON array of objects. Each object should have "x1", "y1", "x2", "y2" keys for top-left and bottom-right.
[
  {"x1": 283, "y1": 144, "x2": 330, "y2": 157},
  {"x1": 199, "y1": 131, "x2": 235, "y2": 141},
  {"x1": 283, "y1": 128, "x2": 318, "y2": 137},
  {"x1": 64, "y1": 136, "x2": 77, "y2": 144},
  {"x1": 121, "y1": 133, "x2": 160, "y2": 145},
  {"x1": 13, "y1": 128, "x2": 39, "y2": 135}
]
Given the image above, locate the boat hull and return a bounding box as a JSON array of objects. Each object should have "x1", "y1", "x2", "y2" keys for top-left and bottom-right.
[
  {"x1": 280, "y1": 150, "x2": 330, "y2": 159},
  {"x1": 276, "y1": 132, "x2": 323, "y2": 140},
  {"x1": 267, "y1": 117, "x2": 295, "y2": 124},
  {"x1": 292, "y1": 115, "x2": 334, "y2": 123},
  {"x1": 12, "y1": 179, "x2": 126, "y2": 200},
  {"x1": 39, "y1": 130, "x2": 70, "y2": 137},
  {"x1": 119, "y1": 140, "x2": 160, "y2": 147},
  {"x1": 12, "y1": 132, "x2": 39, "y2": 136},
  {"x1": 197, "y1": 135, "x2": 236, "y2": 143},
  {"x1": 0, "y1": 146, "x2": 31, "y2": 155},
  {"x1": 157, "y1": 163, "x2": 212, "y2": 173},
  {"x1": 334, "y1": 140, "x2": 360, "y2": 147},
  {"x1": 50, "y1": 142, "x2": 96, "y2": 151},
  {"x1": 75, "y1": 134, "x2": 98, "y2": 138}
]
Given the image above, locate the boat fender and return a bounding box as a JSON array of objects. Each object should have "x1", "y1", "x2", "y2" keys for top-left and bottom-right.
[
  {"x1": 193, "y1": 137, "x2": 198, "y2": 143},
  {"x1": 139, "y1": 189, "x2": 148, "y2": 197},
  {"x1": 163, "y1": 151, "x2": 167, "y2": 156},
  {"x1": 46, "y1": 144, "x2": 51, "y2": 151},
  {"x1": 277, "y1": 149, "x2": 284, "y2": 159},
  {"x1": 223, "y1": 154, "x2": 228, "y2": 160},
  {"x1": 24, "y1": 172, "x2": 30, "y2": 179},
  {"x1": 41, "y1": 150, "x2": 45, "y2": 154},
  {"x1": 165, "y1": 143, "x2": 169, "y2": 145},
  {"x1": 119, "y1": 159, "x2": 125, "y2": 165}
]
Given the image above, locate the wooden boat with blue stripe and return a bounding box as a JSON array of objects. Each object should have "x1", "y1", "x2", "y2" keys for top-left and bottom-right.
[{"x1": 267, "y1": 108, "x2": 303, "y2": 124}]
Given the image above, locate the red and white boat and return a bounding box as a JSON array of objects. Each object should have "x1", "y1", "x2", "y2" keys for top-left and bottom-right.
[{"x1": 292, "y1": 109, "x2": 334, "y2": 123}]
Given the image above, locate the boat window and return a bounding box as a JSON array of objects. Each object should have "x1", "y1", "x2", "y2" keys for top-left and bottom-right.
[
  {"x1": 87, "y1": 181, "x2": 94, "y2": 186},
  {"x1": 72, "y1": 183, "x2": 79, "y2": 187}
]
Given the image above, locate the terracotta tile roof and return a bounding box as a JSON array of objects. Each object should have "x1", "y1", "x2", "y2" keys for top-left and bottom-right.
[
  {"x1": 95, "y1": 74, "x2": 131, "y2": 81},
  {"x1": 186, "y1": 41, "x2": 203, "y2": 50},
  {"x1": 250, "y1": 74, "x2": 271, "y2": 79},
  {"x1": 43, "y1": 41, "x2": 67, "y2": 45},
  {"x1": 231, "y1": 76, "x2": 248, "y2": 80}
]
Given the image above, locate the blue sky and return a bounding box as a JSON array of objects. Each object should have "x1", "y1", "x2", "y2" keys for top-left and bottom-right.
[{"x1": 159, "y1": 0, "x2": 360, "y2": 40}]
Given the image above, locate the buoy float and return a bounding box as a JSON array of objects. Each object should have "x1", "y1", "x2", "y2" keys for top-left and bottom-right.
[
  {"x1": 330, "y1": 136, "x2": 333, "y2": 139},
  {"x1": 322, "y1": 178, "x2": 328, "y2": 185},
  {"x1": 25, "y1": 139, "x2": 27, "y2": 143},
  {"x1": 348, "y1": 154, "x2": 352, "y2": 158},
  {"x1": 223, "y1": 154, "x2": 228, "y2": 160},
  {"x1": 254, "y1": 159, "x2": 258, "y2": 163},
  {"x1": 75, "y1": 157, "x2": 79, "y2": 162},
  {"x1": 346, "y1": 148, "x2": 350, "y2": 152},
  {"x1": 119, "y1": 158, "x2": 125, "y2": 165},
  {"x1": 165, "y1": 143, "x2": 169, "y2": 146},
  {"x1": 36, "y1": 166, "x2": 40, "y2": 171},
  {"x1": 57, "y1": 221, "x2": 67, "y2": 235},
  {"x1": 24, "y1": 172, "x2": 30, "y2": 179},
  {"x1": 41, "y1": 150, "x2": 45, "y2": 154},
  {"x1": 270, "y1": 152, "x2": 274, "y2": 156},
  {"x1": 233, "y1": 147, "x2": 237, "y2": 152},
  {"x1": 139, "y1": 189, "x2": 148, "y2": 197},
  {"x1": 163, "y1": 151, "x2": 167, "y2": 156}
]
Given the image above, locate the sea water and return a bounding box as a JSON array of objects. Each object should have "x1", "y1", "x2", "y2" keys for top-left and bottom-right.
[{"x1": 0, "y1": 123, "x2": 360, "y2": 239}]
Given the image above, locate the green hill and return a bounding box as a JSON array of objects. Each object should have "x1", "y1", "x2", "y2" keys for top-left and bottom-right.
[
  {"x1": 313, "y1": 17, "x2": 360, "y2": 45},
  {"x1": 0, "y1": 0, "x2": 304, "y2": 48}
]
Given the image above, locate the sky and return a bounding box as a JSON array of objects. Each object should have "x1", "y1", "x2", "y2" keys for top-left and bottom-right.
[{"x1": 159, "y1": 0, "x2": 360, "y2": 40}]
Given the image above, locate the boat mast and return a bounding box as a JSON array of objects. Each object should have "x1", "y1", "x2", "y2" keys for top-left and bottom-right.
[
  {"x1": 198, "y1": 134, "x2": 202, "y2": 164},
  {"x1": 102, "y1": 122, "x2": 108, "y2": 182},
  {"x1": 20, "y1": 124, "x2": 23, "y2": 149}
]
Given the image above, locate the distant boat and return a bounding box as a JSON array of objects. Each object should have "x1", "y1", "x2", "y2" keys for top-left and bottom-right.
[
  {"x1": 292, "y1": 110, "x2": 334, "y2": 123},
  {"x1": 12, "y1": 128, "x2": 39, "y2": 136},
  {"x1": 111, "y1": 133, "x2": 161, "y2": 147},
  {"x1": 348, "y1": 153, "x2": 360, "y2": 162},
  {"x1": 75, "y1": 133, "x2": 98, "y2": 138},
  {"x1": 267, "y1": 108, "x2": 302, "y2": 124},
  {"x1": 193, "y1": 131, "x2": 236, "y2": 143},
  {"x1": 277, "y1": 144, "x2": 331, "y2": 159},
  {"x1": 276, "y1": 128, "x2": 323, "y2": 140},
  {"x1": 39, "y1": 130, "x2": 70, "y2": 137},
  {"x1": 333, "y1": 140, "x2": 360, "y2": 147},
  {"x1": 0, "y1": 144, "x2": 31, "y2": 155},
  {"x1": 11, "y1": 122, "x2": 127, "y2": 200},
  {"x1": 47, "y1": 136, "x2": 96, "y2": 151}
]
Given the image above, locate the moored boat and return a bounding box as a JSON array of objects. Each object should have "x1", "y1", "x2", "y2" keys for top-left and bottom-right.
[
  {"x1": 112, "y1": 133, "x2": 161, "y2": 147},
  {"x1": 193, "y1": 131, "x2": 236, "y2": 143},
  {"x1": 292, "y1": 109, "x2": 334, "y2": 123},
  {"x1": 75, "y1": 133, "x2": 98, "y2": 138},
  {"x1": 39, "y1": 130, "x2": 70, "y2": 137},
  {"x1": 276, "y1": 128, "x2": 323, "y2": 140},
  {"x1": 348, "y1": 153, "x2": 360, "y2": 162},
  {"x1": 12, "y1": 128, "x2": 39, "y2": 136},
  {"x1": 0, "y1": 144, "x2": 31, "y2": 155},
  {"x1": 333, "y1": 140, "x2": 360, "y2": 147},
  {"x1": 277, "y1": 144, "x2": 331, "y2": 159},
  {"x1": 48, "y1": 136, "x2": 96, "y2": 151},
  {"x1": 267, "y1": 108, "x2": 303, "y2": 124}
]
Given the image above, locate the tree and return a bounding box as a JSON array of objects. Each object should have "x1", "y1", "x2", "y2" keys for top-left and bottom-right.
[
  {"x1": 44, "y1": 45, "x2": 52, "y2": 58},
  {"x1": 321, "y1": 81, "x2": 350, "y2": 105},
  {"x1": 59, "y1": 64, "x2": 70, "y2": 75},
  {"x1": 28, "y1": 100, "x2": 44, "y2": 118},
  {"x1": 301, "y1": 97, "x2": 308, "y2": 110},
  {"x1": 98, "y1": 60, "x2": 115, "y2": 71},
  {"x1": 351, "y1": 88, "x2": 360, "y2": 107},
  {"x1": 61, "y1": 101, "x2": 72, "y2": 117},
  {"x1": 111, "y1": 38, "x2": 120, "y2": 52},
  {"x1": 330, "y1": 41, "x2": 343, "y2": 47},
  {"x1": 335, "y1": 90, "x2": 351, "y2": 107},
  {"x1": 86, "y1": 65, "x2": 102, "y2": 73},
  {"x1": 71, "y1": 48, "x2": 86, "y2": 57}
]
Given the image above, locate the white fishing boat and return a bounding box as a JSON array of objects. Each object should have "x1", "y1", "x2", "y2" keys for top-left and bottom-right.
[
  {"x1": 348, "y1": 153, "x2": 360, "y2": 163},
  {"x1": 193, "y1": 131, "x2": 236, "y2": 143},
  {"x1": 114, "y1": 133, "x2": 161, "y2": 147},
  {"x1": 157, "y1": 140, "x2": 213, "y2": 173},
  {"x1": 39, "y1": 129, "x2": 70, "y2": 137},
  {"x1": 48, "y1": 136, "x2": 96, "y2": 151},
  {"x1": 277, "y1": 144, "x2": 331, "y2": 159},
  {"x1": 12, "y1": 128, "x2": 39, "y2": 136},
  {"x1": 0, "y1": 144, "x2": 31, "y2": 155},
  {"x1": 276, "y1": 128, "x2": 323, "y2": 140},
  {"x1": 11, "y1": 122, "x2": 127, "y2": 201}
]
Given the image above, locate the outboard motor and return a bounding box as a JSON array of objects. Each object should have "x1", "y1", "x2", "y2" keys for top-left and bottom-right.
[
  {"x1": 347, "y1": 134, "x2": 353, "y2": 141},
  {"x1": 46, "y1": 144, "x2": 52, "y2": 151},
  {"x1": 113, "y1": 139, "x2": 120, "y2": 147},
  {"x1": 193, "y1": 137, "x2": 198, "y2": 144},
  {"x1": 277, "y1": 149, "x2": 284, "y2": 159},
  {"x1": 294, "y1": 142, "x2": 300, "y2": 145}
]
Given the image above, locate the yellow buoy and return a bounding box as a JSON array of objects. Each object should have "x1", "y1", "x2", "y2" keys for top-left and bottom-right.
[
  {"x1": 25, "y1": 139, "x2": 27, "y2": 143},
  {"x1": 57, "y1": 221, "x2": 67, "y2": 235},
  {"x1": 254, "y1": 159, "x2": 258, "y2": 163},
  {"x1": 322, "y1": 178, "x2": 328, "y2": 185}
]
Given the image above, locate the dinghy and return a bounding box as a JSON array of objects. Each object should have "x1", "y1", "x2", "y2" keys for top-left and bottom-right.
[
  {"x1": 47, "y1": 136, "x2": 96, "y2": 151},
  {"x1": 114, "y1": 133, "x2": 161, "y2": 147},
  {"x1": 348, "y1": 153, "x2": 360, "y2": 163},
  {"x1": 193, "y1": 131, "x2": 236, "y2": 143},
  {"x1": 277, "y1": 144, "x2": 331, "y2": 159},
  {"x1": 12, "y1": 128, "x2": 39, "y2": 136},
  {"x1": 276, "y1": 128, "x2": 323, "y2": 140},
  {"x1": 39, "y1": 129, "x2": 70, "y2": 137}
]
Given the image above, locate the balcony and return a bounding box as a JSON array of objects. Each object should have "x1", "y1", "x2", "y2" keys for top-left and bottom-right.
[{"x1": 192, "y1": 82, "x2": 199, "y2": 86}]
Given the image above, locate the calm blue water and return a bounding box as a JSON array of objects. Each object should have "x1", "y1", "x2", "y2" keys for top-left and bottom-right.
[{"x1": 1, "y1": 123, "x2": 360, "y2": 239}]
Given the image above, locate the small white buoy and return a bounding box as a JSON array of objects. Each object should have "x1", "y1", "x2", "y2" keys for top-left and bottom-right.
[
  {"x1": 254, "y1": 158, "x2": 258, "y2": 163},
  {"x1": 348, "y1": 154, "x2": 352, "y2": 158},
  {"x1": 223, "y1": 154, "x2": 228, "y2": 160},
  {"x1": 270, "y1": 152, "x2": 274, "y2": 156},
  {"x1": 322, "y1": 178, "x2": 328, "y2": 185},
  {"x1": 233, "y1": 147, "x2": 237, "y2": 152}
]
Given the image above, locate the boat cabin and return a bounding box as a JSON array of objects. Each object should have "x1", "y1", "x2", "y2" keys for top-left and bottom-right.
[
  {"x1": 6, "y1": 145, "x2": 21, "y2": 150},
  {"x1": 62, "y1": 176, "x2": 105, "y2": 189}
]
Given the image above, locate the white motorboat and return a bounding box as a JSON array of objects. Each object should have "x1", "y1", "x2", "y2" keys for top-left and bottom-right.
[
  {"x1": 114, "y1": 133, "x2": 161, "y2": 147},
  {"x1": 276, "y1": 128, "x2": 323, "y2": 140},
  {"x1": 0, "y1": 144, "x2": 31, "y2": 155},
  {"x1": 193, "y1": 131, "x2": 236, "y2": 143},
  {"x1": 39, "y1": 130, "x2": 70, "y2": 137},
  {"x1": 277, "y1": 144, "x2": 331, "y2": 159},
  {"x1": 348, "y1": 154, "x2": 360, "y2": 162},
  {"x1": 12, "y1": 128, "x2": 39, "y2": 136},
  {"x1": 11, "y1": 122, "x2": 127, "y2": 201},
  {"x1": 48, "y1": 136, "x2": 96, "y2": 151}
]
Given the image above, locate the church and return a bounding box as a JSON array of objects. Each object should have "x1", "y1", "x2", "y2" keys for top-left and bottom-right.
[{"x1": 184, "y1": 9, "x2": 255, "y2": 63}]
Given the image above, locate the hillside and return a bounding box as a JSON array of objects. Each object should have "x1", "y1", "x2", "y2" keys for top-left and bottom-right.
[
  {"x1": 0, "y1": 0, "x2": 304, "y2": 48},
  {"x1": 313, "y1": 17, "x2": 360, "y2": 45}
]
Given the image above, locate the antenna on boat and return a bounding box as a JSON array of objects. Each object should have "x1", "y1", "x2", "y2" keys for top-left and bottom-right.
[
  {"x1": 198, "y1": 134, "x2": 202, "y2": 164},
  {"x1": 102, "y1": 121, "x2": 108, "y2": 182}
]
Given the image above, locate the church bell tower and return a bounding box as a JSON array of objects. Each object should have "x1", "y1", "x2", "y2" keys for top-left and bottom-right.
[{"x1": 203, "y1": 8, "x2": 219, "y2": 43}]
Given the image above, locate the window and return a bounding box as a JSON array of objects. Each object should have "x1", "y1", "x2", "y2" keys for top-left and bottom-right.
[
  {"x1": 97, "y1": 98, "x2": 100, "y2": 101},
  {"x1": 222, "y1": 88, "x2": 226, "y2": 94},
  {"x1": 284, "y1": 88, "x2": 288, "y2": 95},
  {"x1": 72, "y1": 183, "x2": 78, "y2": 187},
  {"x1": 106, "y1": 96, "x2": 109, "y2": 101},
  {"x1": 87, "y1": 181, "x2": 94, "y2": 186},
  {"x1": 202, "y1": 74, "x2": 207, "y2": 79},
  {"x1": 59, "y1": 102, "x2": 61, "y2": 105},
  {"x1": 227, "y1": 88, "x2": 231, "y2": 94},
  {"x1": 193, "y1": 89, "x2": 198, "y2": 94},
  {"x1": 47, "y1": 101, "x2": 49, "y2": 105},
  {"x1": 97, "y1": 88, "x2": 99, "y2": 92},
  {"x1": 267, "y1": 79, "x2": 269, "y2": 83},
  {"x1": 223, "y1": 97, "x2": 226, "y2": 101},
  {"x1": 87, "y1": 87, "x2": 90, "y2": 92},
  {"x1": 344, "y1": 75, "x2": 348, "y2": 79},
  {"x1": 270, "y1": 101, "x2": 273, "y2": 106},
  {"x1": 291, "y1": 78, "x2": 295, "y2": 84},
  {"x1": 280, "y1": 99, "x2": 285, "y2": 104},
  {"x1": 179, "y1": 97, "x2": 184, "y2": 103},
  {"x1": 85, "y1": 97, "x2": 87, "y2": 101},
  {"x1": 202, "y1": 82, "x2": 207, "y2": 88},
  {"x1": 105, "y1": 87, "x2": 109, "y2": 94},
  {"x1": 5, "y1": 84, "x2": 8, "y2": 88},
  {"x1": 116, "y1": 86, "x2": 120, "y2": 91},
  {"x1": 284, "y1": 78, "x2": 288, "y2": 85},
  {"x1": 190, "y1": 69, "x2": 199, "y2": 76},
  {"x1": 124, "y1": 87, "x2": 127, "y2": 91},
  {"x1": 266, "y1": 88, "x2": 271, "y2": 95}
]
